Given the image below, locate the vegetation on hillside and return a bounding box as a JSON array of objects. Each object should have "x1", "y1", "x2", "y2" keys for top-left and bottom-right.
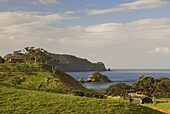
[
  {"x1": 4, "y1": 47, "x2": 50, "y2": 64},
  {"x1": 105, "y1": 76, "x2": 170, "y2": 98},
  {"x1": 106, "y1": 83, "x2": 131, "y2": 99},
  {"x1": 0, "y1": 63, "x2": 84, "y2": 94},
  {"x1": 132, "y1": 76, "x2": 170, "y2": 97},
  {"x1": 2, "y1": 47, "x2": 107, "y2": 71},
  {"x1": 47, "y1": 53, "x2": 107, "y2": 71}
]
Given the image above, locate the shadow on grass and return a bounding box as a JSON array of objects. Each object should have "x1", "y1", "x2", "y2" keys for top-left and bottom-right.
[
  {"x1": 25, "y1": 72, "x2": 38, "y2": 76},
  {"x1": 0, "y1": 82, "x2": 63, "y2": 95},
  {"x1": 156, "y1": 100, "x2": 169, "y2": 103}
]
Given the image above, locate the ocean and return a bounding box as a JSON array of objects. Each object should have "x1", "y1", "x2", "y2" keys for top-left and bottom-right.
[{"x1": 67, "y1": 69, "x2": 170, "y2": 90}]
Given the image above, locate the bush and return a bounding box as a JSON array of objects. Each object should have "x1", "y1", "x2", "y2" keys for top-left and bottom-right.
[
  {"x1": 106, "y1": 83, "x2": 131, "y2": 98},
  {"x1": 84, "y1": 92, "x2": 105, "y2": 99},
  {"x1": 8, "y1": 77, "x2": 25, "y2": 86},
  {"x1": 71, "y1": 90, "x2": 84, "y2": 96},
  {"x1": 84, "y1": 92, "x2": 92, "y2": 97}
]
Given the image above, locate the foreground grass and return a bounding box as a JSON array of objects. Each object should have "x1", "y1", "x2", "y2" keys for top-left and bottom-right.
[
  {"x1": 143, "y1": 98, "x2": 170, "y2": 110},
  {"x1": 0, "y1": 84, "x2": 163, "y2": 114}
]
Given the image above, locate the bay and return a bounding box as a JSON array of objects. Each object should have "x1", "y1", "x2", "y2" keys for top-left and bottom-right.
[{"x1": 67, "y1": 69, "x2": 170, "y2": 90}]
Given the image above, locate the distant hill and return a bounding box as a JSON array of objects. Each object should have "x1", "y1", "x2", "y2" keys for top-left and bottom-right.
[
  {"x1": 2, "y1": 47, "x2": 107, "y2": 72},
  {"x1": 47, "y1": 53, "x2": 107, "y2": 72}
]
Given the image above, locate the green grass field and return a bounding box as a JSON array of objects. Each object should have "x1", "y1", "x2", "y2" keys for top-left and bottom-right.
[
  {"x1": 143, "y1": 98, "x2": 170, "y2": 110},
  {"x1": 0, "y1": 84, "x2": 164, "y2": 114}
]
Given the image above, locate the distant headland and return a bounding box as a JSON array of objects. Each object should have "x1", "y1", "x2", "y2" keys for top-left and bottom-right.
[{"x1": 1, "y1": 47, "x2": 107, "y2": 72}]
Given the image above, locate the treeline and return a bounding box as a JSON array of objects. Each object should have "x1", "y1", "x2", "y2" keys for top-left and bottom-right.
[
  {"x1": 106, "y1": 76, "x2": 170, "y2": 98},
  {"x1": 132, "y1": 76, "x2": 170, "y2": 97},
  {"x1": 0, "y1": 47, "x2": 50, "y2": 64}
]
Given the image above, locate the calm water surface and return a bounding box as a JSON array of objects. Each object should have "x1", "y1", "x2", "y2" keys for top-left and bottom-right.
[{"x1": 67, "y1": 69, "x2": 170, "y2": 90}]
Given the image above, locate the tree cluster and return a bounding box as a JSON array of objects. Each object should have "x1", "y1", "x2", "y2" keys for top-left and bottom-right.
[
  {"x1": 70, "y1": 90, "x2": 106, "y2": 99},
  {"x1": 132, "y1": 76, "x2": 170, "y2": 97},
  {"x1": 105, "y1": 76, "x2": 170, "y2": 98},
  {"x1": 4, "y1": 47, "x2": 51, "y2": 64},
  {"x1": 106, "y1": 83, "x2": 131, "y2": 99}
]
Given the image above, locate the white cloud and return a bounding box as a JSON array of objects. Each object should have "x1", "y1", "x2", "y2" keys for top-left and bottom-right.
[
  {"x1": 34, "y1": 0, "x2": 58, "y2": 5},
  {"x1": 57, "y1": 18, "x2": 170, "y2": 48},
  {"x1": 0, "y1": 0, "x2": 58, "y2": 5},
  {"x1": 0, "y1": 11, "x2": 78, "y2": 43},
  {"x1": 1, "y1": 11, "x2": 170, "y2": 50},
  {"x1": 147, "y1": 47, "x2": 170, "y2": 54},
  {"x1": 88, "y1": 0, "x2": 169, "y2": 15}
]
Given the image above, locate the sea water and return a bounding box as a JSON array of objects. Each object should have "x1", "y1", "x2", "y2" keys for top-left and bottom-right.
[{"x1": 67, "y1": 69, "x2": 170, "y2": 90}]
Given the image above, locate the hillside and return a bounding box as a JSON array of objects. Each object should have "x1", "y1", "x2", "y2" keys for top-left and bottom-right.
[
  {"x1": 0, "y1": 85, "x2": 163, "y2": 114},
  {"x1": 47, "y1": 53, "x2": 107, "y2": 72},
  {"x1": 0, "y1": 63, "x2": 84, "y2": 93}
]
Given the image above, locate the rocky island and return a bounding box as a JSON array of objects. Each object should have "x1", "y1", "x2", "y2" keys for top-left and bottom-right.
[{"x1": 87, "y1": 71, "x2": 112, "y2": 83}]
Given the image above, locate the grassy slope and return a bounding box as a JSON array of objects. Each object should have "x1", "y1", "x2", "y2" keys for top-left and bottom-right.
[
  {"x1": 0, "y1": 63, "x2": 84, "y2": 93},
  {"x1": 0, "y1": 85, "x2": 164, "y2": 114},
  {"x1": 143, "y1": 98, "x2": 170, "y2": 110}
]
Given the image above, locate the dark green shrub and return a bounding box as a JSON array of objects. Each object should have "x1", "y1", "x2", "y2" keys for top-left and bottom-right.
[
  {"x1": 106, "y1": 83, "x2": 131, "y2": 98},
  {"x1": 84, "y1": 92, "x2": 91, "y2": 97},
  {"x1": 8, "y1": 77, "x2": 25, "y2": 86},
  {"x1": 84, "y1": 92, "x2": 105, "y2": 99},
  {"x1": 71, "y1": 90, "x2": 84, "y2": 96}
]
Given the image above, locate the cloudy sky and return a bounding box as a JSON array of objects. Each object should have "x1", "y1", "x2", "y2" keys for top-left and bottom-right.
[{"x1": 0, "y1": 0, "x2": 170, "y2": 69}]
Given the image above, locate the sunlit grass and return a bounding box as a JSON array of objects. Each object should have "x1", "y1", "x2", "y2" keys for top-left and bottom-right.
[
  {"x1": 0, "y1": 85, "x2": 164, "y2": 114},
  {"x1": 142, "y1": 98, "x2": 170, "y2": 110}
]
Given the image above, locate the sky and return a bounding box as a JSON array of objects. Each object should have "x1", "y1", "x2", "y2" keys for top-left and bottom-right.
[{"x1": 0, "y1": 0, "x2": 170, "y2": 69}]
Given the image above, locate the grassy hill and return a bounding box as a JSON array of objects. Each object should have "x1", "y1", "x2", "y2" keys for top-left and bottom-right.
[
  {"x1": 0, "y1": 84, "x2": 163, "y2": 114},
  {"x1": 0, "y1": 63, "x2": 84, "y2": 94}
]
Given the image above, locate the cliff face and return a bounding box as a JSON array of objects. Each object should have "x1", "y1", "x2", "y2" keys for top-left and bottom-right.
[{"x1": 47, "y1": 53, "x2": 107, "y2": 72}]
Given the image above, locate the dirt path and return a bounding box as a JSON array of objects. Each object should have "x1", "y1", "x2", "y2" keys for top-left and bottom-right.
[
  {"x1": 161, "y1": 110, "x2": 170, "y2": 114},
  {"x1": 153, "y1": 108, "x2": 170, "y2": 114}
]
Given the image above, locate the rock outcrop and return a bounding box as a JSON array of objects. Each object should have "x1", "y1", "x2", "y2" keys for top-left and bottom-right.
[
  {"x1": 79, "y1": 77, "x2": 85, "y2": 83},
  {"x1": 87, "y1": 71, "x2": 112, "y2": 83},
  {"x1": 47, "y1": 53, "x2": 107, "y2": 72}
]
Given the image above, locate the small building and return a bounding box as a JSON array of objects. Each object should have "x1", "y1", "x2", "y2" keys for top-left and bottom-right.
[
  {"x1": 128, "y1": 92, "x2": 145, "y2": 97},
  {"x1": 130, "y1": 96, "x2": 153, "y2": 104}
]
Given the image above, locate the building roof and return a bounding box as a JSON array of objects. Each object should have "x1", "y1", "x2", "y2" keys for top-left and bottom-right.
[{"x1": 131, "y1": 96, "x2": 152, "y2": 100}]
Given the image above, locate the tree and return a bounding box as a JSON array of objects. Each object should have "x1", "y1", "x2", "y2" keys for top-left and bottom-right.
[
  {"x1": 23, "y1": 47, "x2": 50, "y2": 64},
  {"x1": 154, "y1": 77, "x2": 170, "y2": 97},
  {"x1": 132, "y1": 76, "x2": 155, "y2": 96},
  {"x1": 132, "y1": 76, "x2": 170, "y2": 97},
  {"x1": 106, "y1": 83, "x2": 131, "y2": 99},
  {"x1": 3, "y1": 54, "x2": 12, "y2": 63},
  {"x1": 0, "y1": 56, "x2": 4, "y2": 63}
]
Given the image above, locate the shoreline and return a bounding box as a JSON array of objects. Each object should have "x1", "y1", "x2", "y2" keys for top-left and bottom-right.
[{"x1": 81, "y1": 79, "x2": 136, "y2": 84}]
